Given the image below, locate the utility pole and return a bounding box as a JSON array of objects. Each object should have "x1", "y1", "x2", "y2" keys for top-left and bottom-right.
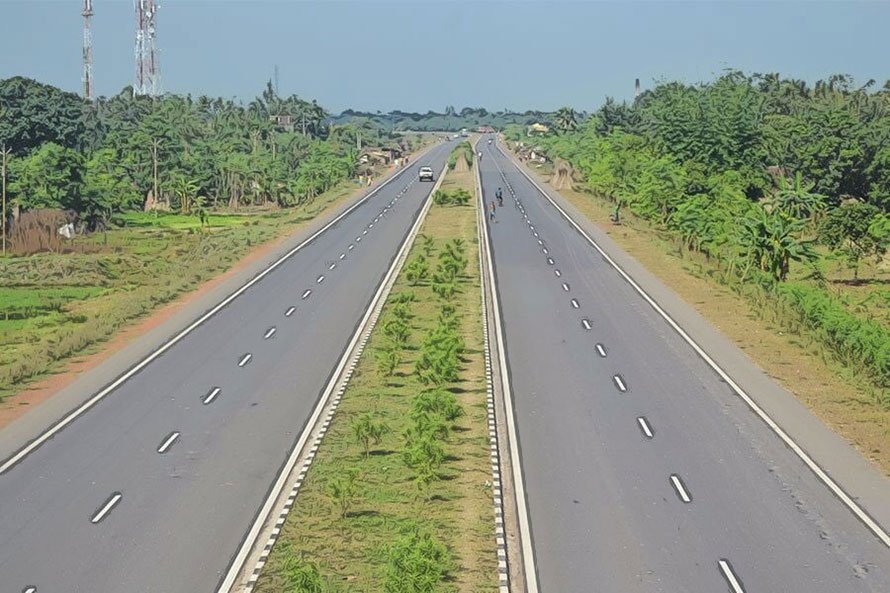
[
  {"x1": 1, "y1": 145, "x2": 10, "y2": 256},
  {"x1": 82, "y1": 0, "x2": 94, "y2": 99}
]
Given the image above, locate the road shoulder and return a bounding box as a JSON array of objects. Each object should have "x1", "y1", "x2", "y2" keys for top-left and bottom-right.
[
  {"x1": 500, "y1": 143, "x2": 890, "y2": 546},
  {"x1": 0, "y1": 145, "x2": 435, "y2": 464}
]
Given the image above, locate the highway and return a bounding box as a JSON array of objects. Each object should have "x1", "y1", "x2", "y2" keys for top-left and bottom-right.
[
  {"x1": 0, "y1": 141, "x2": 450, "y2": 593},
  {"x1": 477, "y1": 137, "x2": 890, "y2": 593}
]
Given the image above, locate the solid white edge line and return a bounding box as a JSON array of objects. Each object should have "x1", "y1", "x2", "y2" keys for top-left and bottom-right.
[
  {"x1": 216, "y1": 160, "x2": 450, "y2": 593},
  {"x1": 0, "y1": 145, "x2": 437, "y2": 476},
  {"x1": 718, "y1": 559, "x2": 746, "y2": 593},
  {"x1": 496, "y1": 140, "x2": 890, "y2": 548},
  {"x1": 637, "y1": 417, "x2": 653, "y2": 439},
  {"x1": 157, "y1": 431, "x2": 180, "y2": 454},
  {"x1": 670, "y1": 474, "x2": 692, "y2": 503},
  {"x1": 91, "y1": 492, "x2": 123, "y2": 524},
  {"x1": 476, "y1": 139, "x2": 540, "y2": 593}
]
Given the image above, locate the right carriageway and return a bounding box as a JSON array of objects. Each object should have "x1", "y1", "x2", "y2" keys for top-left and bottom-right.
[{"x1": 476, "y1": 136, "x2": 890, "y2": 593}]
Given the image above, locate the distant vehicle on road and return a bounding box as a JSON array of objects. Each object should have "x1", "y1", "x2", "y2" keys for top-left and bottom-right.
[{"x1": 419, "y1": 166, "x2": 435, "y2": 182}]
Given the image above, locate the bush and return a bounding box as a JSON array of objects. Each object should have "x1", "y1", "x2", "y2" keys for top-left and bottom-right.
[
  {"x1": 384, "y1": 529, "x2": 454, "y2": 593},
  {"x1": 776, "y1": 282, "x2": 890, "y2": 392},
  {"x1": 432, "y1": 188, "x2": 472, "y2": 207}
]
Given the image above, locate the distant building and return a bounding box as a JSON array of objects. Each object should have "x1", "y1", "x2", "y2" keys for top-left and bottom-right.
[
  {"x1": 270, "y1": 114, "x2": 295, "y2": 132},
  {"x1": 477, "y1": 125, "x2": 495, "y2": 133}
]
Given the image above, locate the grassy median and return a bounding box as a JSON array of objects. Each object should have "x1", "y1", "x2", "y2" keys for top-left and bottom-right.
[{"x1": 255, "y1": 165, "x2": 497, "y2": 593}]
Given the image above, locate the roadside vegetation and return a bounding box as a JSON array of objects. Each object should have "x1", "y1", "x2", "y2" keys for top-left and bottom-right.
[
  {"x1": 0, "y1": 76, "x2": 429, "y2": 401},
  {"x1": 508, "y1": 71, "x2": 890, "y2": 472},
  {"x1": 256, "y1": 164, "x2": 496, "y2": 593},
  {"x1": 509, "y1": 72, "x2": 889, "y2": 394}
]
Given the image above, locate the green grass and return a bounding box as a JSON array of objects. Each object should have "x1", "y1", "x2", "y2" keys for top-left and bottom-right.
[
  {"x1": 255, "y1": 168, "x2": 496, "y2": 593},
  {"x1": 0, "y1": 175, "x2": 375, "y2": 400}
]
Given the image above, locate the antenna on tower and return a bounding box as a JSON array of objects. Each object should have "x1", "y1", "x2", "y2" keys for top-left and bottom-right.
[
  {"x1": 635, "y1": 78, "x2": 641, "y2": 99},
  {"x1": 82, "y1": 0, "x2": 94, "y2": 99},
  {"x1": 134, "y1": 0, "x2": 160, "y2": 96},
  {"x1": 274, "y1": 64, "x2": 280, "y2": 96}
]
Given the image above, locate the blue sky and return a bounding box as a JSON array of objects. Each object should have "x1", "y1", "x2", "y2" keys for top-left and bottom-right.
[{"x1": 0, "y1": 1, "x2": 888, "y2": 113}]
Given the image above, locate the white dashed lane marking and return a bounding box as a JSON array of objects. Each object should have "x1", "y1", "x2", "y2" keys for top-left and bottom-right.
[
  {"x1": 329, "y1": 263, "x2": 336, "y2": 270},
  {"x1": 157, "y1": 431, "x2": 180, "y2": 454},
  {"x1": 23, "y1": 587, "x2": 37, "y2": 593},
  {"x1": 316, "y1": 275, "x2": 325, "y2": 284},
  {"x1": 718, "y1": 560, "x2": 746, "y2": 593},
  {"x1": 348, "y1": 244, "x2": 354, "y2": 251},
  {"x1": 301, "y1": 290, "x2": 312, "y2": 299},
  {"x1": 637, "y1": 417, "x2": 654, "y2": 439},
  {"x1": 571, "y1": 299, "x2": 579, "y2": 309},
  {"x1": 562, "y1": 283, "x2": 570, "y2": 292},
  {"x1": 595, "y1": 343, "x2": 607, "y2": 357},
  {"x1": 582, "y1": 319, "x2": 592, "y2": 330},
  {"x1": 554, "y1": 270, "x2": 562, "y2": 277},
  {"x1": 91, "y1": 492, "x2": 123, "y2": 524},
  {"x1": 340, "y1": 253, "x2": 346, "y2": 259},
  {"x1": 670, "y1": 474, "x2": 692, "y2": 503},
  {"x1": 547, "y1": 258, "x2": 554, "y2": 265},
  {"x1": 264, "y1": 327, "x2": 276, "y2": 339},
  {"x1": 238, "y1": 353, "x2": 252, "y2": 367},
  {"x1": 285, "y1": 306, "x2": 296, "y2": 317},
  {"x1": 613, "y1": 374, "x2": 627, "y2": 392},
  {"x1": 202, "y1": 387, "x2": 221, "y2": 405}
]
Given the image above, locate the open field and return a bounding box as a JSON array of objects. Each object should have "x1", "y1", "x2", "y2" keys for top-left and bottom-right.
[
  {"x1": 0, "y1": 168, "x2": 397, "y2": 401},
  {"x1": 255, "y1": 166, "x2": 498, "y2": 593}
]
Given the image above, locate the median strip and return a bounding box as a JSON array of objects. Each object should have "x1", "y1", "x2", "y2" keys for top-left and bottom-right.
[{"x1": 250, "y1": 158, "x2": 498, "y2": 593}]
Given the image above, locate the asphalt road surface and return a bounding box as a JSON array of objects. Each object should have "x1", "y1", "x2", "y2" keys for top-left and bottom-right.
[
  {"x1": 478, "y1": 137, "x2": 890, "y2": 593},
  {"x1": 0, "y1": 142, "x2": 450, "y2": 593}
]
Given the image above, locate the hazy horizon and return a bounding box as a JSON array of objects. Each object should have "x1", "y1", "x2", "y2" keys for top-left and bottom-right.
[{"x1": 1, "y1": 0, "x2": 888, "y2": 113}]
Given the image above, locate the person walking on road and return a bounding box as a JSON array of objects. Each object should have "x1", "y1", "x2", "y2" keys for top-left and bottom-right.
[
  {"x1": 496, "y1": 187, "x2": 503, "y2": 207},
  {"x1": 489, "y1": 201, "x2": 497, "y2": 223}
]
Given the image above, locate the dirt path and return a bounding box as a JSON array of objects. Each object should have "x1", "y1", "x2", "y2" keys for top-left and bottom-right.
[{"x1": 0, "y1": 150, "x2": 430, "y2": 431}]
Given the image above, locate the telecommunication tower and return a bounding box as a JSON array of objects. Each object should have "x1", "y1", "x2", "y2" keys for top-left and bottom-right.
[
  {"x1": 134, "y1": 0, "x2": 160, "y2": 96},
  {"x1": 82, "y1": 0, "x2": 94, "y2": 99}
]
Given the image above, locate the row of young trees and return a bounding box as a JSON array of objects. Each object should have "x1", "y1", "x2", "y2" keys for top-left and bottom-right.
[
  {"x1": 520, "y1": 71, "x2": 890, "y2": 388},
  {"x1": 0, "y1": 77, "x2": 384, "y2": 231}
]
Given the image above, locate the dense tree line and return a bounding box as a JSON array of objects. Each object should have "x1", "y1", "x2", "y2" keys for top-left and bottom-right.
[
  {"x1": 0, "y1": 77, "x2": 380, "y2": 229},
  {"x1": 518, "y1": 71, "x2": 889, "y2": 388},
  {"x1": 333, "y1": 106, "x2": 560, "y2": 132},
  {"x1": 524, "y1": 72, "x2": 890, "y2": 281}
]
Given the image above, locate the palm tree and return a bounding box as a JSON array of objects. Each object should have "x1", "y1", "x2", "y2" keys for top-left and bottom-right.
[{"x1": 554, "y1": 107, "x2": 579, "y2": 133}]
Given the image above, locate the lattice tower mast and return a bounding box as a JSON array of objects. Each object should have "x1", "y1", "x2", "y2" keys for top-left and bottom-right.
[
  {"x1": 82, "y1": 0, "x2": 94, "y2": 99},
  {"x1": 134, "y1": 0, "x2": 160, "y2": 96}
]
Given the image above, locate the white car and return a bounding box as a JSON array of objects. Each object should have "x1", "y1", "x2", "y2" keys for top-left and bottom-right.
[{"x1": 419, "y1": 166, "x2": 435, "y2": 182}]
